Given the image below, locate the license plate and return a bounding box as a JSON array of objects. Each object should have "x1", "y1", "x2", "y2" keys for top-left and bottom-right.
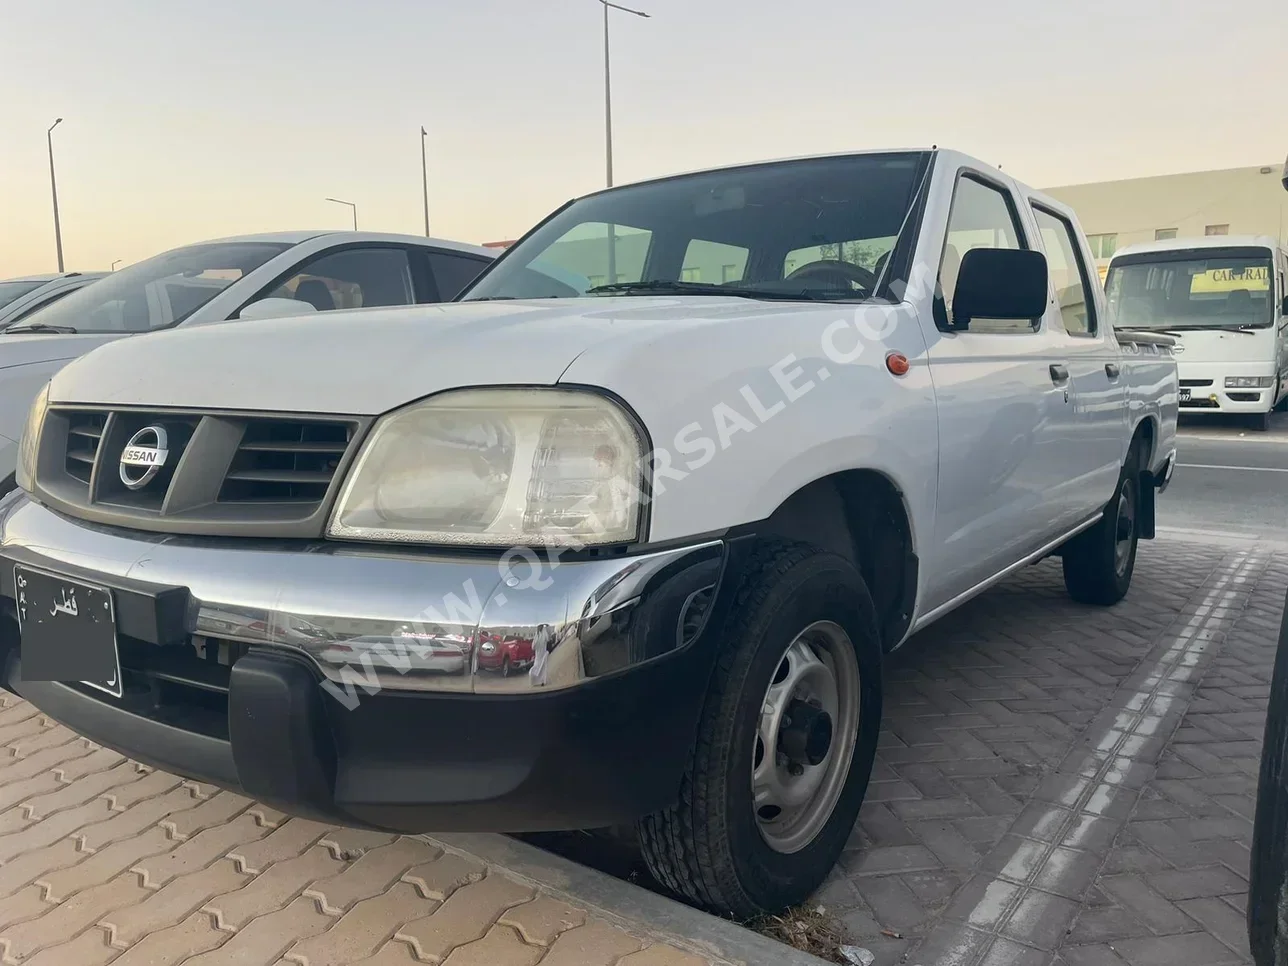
[
  {"x1": 15, "y1": 565, "x2": 122, "y2": 698},
  {"x1": 1179, "y1": 387, "x2": 1192, "y2": 403}
]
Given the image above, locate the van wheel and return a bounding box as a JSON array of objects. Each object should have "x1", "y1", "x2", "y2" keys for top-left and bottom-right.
[
  {"x1": 1062, "y1": 446, "x2": 1141, "y2": 606},
  {"x1": 638, "y1": 543, "x2": 882, "y2": 919},
  {"x1": 1253, "y1": 411, "x2": 1273, "y2": 432}
]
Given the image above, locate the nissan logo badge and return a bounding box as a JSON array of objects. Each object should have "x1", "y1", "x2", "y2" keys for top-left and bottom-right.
[{"x1": 119, "y1": 425, "x2": 170, "y2": 490}]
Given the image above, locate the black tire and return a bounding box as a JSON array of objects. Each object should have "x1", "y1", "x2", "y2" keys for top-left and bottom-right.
[
  {"x1": 1250, "y1": 583, "x2": 1288, "y2": 966},
  {"x1": 501, "y1": 655, "x2": 511, "y2": 677},
  {"x1": 1062, "y1": 445, "x2": 1141, "y2": 606},
  {"x1": 1254, "y1": 411, "x2": 1274, "y2": 432},
  {"x1": 637, "y1": 542, "x2": 883, "y2": 919}
]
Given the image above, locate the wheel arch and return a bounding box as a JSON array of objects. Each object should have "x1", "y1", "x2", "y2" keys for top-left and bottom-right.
[
  {"x1": 1131, "y1": 414, "x2": 1156, "y2": 466},
  {"x1": 757, "y1": 469, "x2": 918, "y2": 650}
]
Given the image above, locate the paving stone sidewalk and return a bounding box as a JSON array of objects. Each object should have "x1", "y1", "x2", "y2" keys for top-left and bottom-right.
[
  {"x1": 817, "y1": 540, "x2": 1286, "y2": 966},
  {"x1": 0, "y1": 706, "x2": 768, "y2": 966},
  {"x1": 0, "y1": 537, "x2": 1282, "y2": 966}
]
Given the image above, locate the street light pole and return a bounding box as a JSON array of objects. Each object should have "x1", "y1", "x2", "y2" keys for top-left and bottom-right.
[
  {"x1": 324, "y1": 197, "x2": 358, "y2": 231},
  {"x1": 47, "y1": 118, "x2": 65, "y2": 273},
  {"x1": 111, "y1": 259, "x2": 121, "y2": 272},
  {"x1": 420, "y1": 127, "x2": 431, "y2": 237},
  {"x1": 598, "y1": 0, "x2": 649, "y2": 189},
  {"x1": 598, "y1": 1, "x2": 648, "y2": 285}
]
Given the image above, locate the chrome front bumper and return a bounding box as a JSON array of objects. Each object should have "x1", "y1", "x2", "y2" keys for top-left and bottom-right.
[{"x1": 0, "y1": 495, "x2": 723, "y2": 696}]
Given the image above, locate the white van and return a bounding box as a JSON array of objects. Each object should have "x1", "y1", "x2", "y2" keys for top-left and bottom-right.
[{"x1": 1106, "y1": 235, "x2": 1288, "y2": 430}]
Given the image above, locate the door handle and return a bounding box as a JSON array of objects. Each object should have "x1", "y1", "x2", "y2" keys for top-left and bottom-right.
[
  {"x1": 1105, "y1": 363, "x2": 1120, "y2": 379},
  {"x1": 1049, "y1": 364, "x2": 1070, "y2": 384}
]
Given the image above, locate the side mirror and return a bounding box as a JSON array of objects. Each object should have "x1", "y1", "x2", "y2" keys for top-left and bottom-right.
[
  {"x1": 237, "y1": 298, "x2": 317, "y2": 321},
  {"x1": 950, "y1": 248, "x2": 1049, "y2": 329}
]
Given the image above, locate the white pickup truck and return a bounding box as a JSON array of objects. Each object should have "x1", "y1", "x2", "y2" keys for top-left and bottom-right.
[{"x1": 0, "y1": 148, "x2": 1177, "y2": 917}]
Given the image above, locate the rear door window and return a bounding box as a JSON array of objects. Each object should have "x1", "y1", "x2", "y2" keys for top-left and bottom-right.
[
  {"x1": 1032, "y1": 205, "x2": 1098, "y2": 336},
  {"x1": 262, "y1": 247, "x2": 415, "y2": 312}
]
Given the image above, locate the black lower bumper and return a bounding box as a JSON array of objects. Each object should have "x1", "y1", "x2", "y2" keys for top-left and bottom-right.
[{"x1": 3, "y1": 632, "x2": 718, "y2": 831}]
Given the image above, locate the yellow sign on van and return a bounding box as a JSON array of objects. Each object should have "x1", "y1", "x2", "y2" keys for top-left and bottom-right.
[{"x1": 1190, "y1": 265, "x2": 1270, "y2": 293}]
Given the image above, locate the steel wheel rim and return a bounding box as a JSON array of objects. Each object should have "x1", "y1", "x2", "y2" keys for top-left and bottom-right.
[
  {"x1": 752, "y1": 620, "x2": 861, "y2": 854},
  {"x1": 1114, "y1": 479, "x2": 1135, "y2": 576}
]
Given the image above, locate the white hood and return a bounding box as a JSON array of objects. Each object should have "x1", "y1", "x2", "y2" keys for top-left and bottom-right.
[{"x1": 46, "y1": 297, "x2": 809, "y2": 416}]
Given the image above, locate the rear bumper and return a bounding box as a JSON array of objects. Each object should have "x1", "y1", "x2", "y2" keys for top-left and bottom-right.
[{"x1": 0, "y1": 495, "x2": 732, "y2": 830}]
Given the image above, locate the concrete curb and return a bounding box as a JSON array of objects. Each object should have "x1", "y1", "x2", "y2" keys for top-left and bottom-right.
[{"x1": 425, "y1": 832, "x2": 835, "y2": 966}]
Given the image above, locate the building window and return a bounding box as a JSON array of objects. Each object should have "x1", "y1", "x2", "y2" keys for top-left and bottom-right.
[
  {"x1": 1155, "y1": 228, "x2": 1177, "y2": 241},
  {"x1": 1205, "y1": 224, "x2": 1229, "y2": 236},
  {"x1": 680, "y1": 267, "x2": 702, "y2": 282},
  {"x1": 1087, "y1": 233, "x2": 1118, "y2": 259}
]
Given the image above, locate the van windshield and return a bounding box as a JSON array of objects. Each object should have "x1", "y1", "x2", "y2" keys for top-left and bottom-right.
[
  {"x1": 461, "y1": 153, "x2": 928, "y2": 304},
  {"x1": 8, "y1": 242, "x2": 290, "y2": 334},
  {"x1": 1105, "y1": 248, "x2": 1275, "y2": 329}
]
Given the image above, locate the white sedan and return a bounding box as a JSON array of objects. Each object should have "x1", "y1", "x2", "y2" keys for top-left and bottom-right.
[{"x1": 0, "y1": 231, "x2": 495, "y2": 494}]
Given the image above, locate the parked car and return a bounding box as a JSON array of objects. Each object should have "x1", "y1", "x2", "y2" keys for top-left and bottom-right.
[
  {"x1": 0, "y1": 231, "x2": 495, "y2": 494},
  {"x1": 476, "y1": 634, "x2": 535, "y2": 675},
  {"x1": 0, "y1": 272, "x2": 107, "y2": 330},
  {"x1": 0, "y1": 148, "x2": 1178, "y2": 917},
  {"x1": 1105, "y1": 235, "x2": 1288, "y2": 430}
]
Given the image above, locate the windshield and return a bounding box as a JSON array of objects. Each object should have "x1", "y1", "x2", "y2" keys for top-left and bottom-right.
[
  {"x1": 10, "y1": 242, "x2": 290, "y2": 333},
  {"x1": 462, "y1": 153, "x2": 928, "y2": 304},
  {"x1": 1105, "y1": 248, "x2": 1276, "y2": 329},
  {"x1": 0, "y1": 280, "x2": 45, "y2": 311}
]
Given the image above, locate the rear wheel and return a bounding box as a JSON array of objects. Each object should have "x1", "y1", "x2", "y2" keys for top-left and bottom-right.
[
  {"x1": 638, "y1": 543, "x2": 883, "y2": 918},
  {"x1": 1063, "y1": 445, "x2": 1141, "y2": 606}
]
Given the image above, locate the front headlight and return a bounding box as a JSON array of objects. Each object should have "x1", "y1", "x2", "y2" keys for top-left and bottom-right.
[
  {"x1": 328, "y1": 388, "x2": 646, "y2": 547},
  {"x1": 15, "y1": 383, "x2": 50, "y2": 493},
  {"x1": 1225, "y1": 376, "x2": 1275, "y2": 389}
]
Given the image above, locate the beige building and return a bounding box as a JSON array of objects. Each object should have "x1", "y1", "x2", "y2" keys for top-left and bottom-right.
[{"x1": 1044, "y1": 163, "x2": 1288, "y2": 280}]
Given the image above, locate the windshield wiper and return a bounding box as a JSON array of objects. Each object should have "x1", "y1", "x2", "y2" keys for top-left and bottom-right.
[
  {"x1": 586, "y1": 280, "x2": 842, "y2": 302},
  {"x1": 6, "y1": 322, "x2": 78, "y2": 334},
  {"x1": 1116, "y1": 326, "x2": 1187, "y2": 338}
]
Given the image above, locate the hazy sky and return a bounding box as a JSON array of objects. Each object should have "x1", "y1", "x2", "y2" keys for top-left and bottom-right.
[{"x1": 3, "y1": 0, "x2": 1285, "y2": 276}]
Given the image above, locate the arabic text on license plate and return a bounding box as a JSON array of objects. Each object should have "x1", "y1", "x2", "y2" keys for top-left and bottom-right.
[
  {"x1": 14, "y1": 566, "x2": 122, "y2": 698},
  {"x1": 1179, "y1": 388, "x2": 1192, "y2": 402}
]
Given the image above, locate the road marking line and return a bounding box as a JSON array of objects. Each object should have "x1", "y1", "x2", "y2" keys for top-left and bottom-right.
[
  {"x1": 1178, "y1": 432, "x2": 1288, "y2": 444},
  {"x1": 1176, "y1": 462, "x2": 1288, "y2": 473},
  {"x1": 930, "y1": 551, "x2": 1267, "y2": 965}
]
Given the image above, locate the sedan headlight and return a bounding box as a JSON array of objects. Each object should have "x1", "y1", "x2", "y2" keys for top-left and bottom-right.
[
  {"x1": 15, "y1": 383, "x2": 50, "y2": 493},
  {"x1": 1224, "y1": 376, "x2": 1275, "y2": 389},
  {"x1": 328, "y1": 389, "x2": 646, "y2": 547}
]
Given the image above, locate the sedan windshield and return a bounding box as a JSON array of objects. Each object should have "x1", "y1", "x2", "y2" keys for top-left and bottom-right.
[
  {"x1": 9, "y1": 242, "x2": 290, "y2": 333},
  {"x1": 1106, "y1": 248, "x2": 1275, "y2": 329},
  {"x1": 0, "y1": 280, "x2": 45, "y2": 311},
  {"x1": 461, "y1": 153, "x2": 928, "y2": 304}
]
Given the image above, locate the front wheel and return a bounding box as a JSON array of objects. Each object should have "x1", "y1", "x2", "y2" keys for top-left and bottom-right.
[
  {"x1": 1062, "y1": 447, "x2": 1141, "y2": 606},
  {"x1": 638, "y1": 543, "x2": 883, "y2": 918},
  {"x1": 1253, "y1": 411, "x2": 1274, "y2": 432}
]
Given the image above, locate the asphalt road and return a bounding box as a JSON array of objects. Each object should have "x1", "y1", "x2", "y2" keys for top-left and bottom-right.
[{"x1": 1160, "y1": 408, "x2": 1288, "y2": 543}]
